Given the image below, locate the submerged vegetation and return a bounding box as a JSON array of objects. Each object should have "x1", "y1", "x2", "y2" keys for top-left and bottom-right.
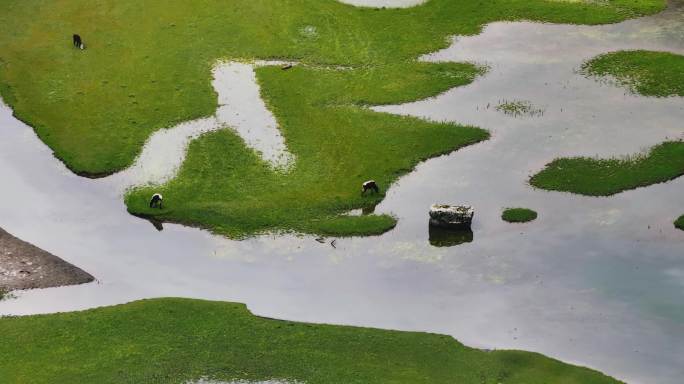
[
  {"x1": 0, "y1": 298, "x2": 623, "y2": 384},
  {"x1": 0, "y1": 0, "x2": 666, "y2": 237},
  {"x1": 676, "y1": 215, "x2": 684, "y2": 231},
  {"x1": 530, "y1": 141, "x2": 684, "y2": 196},
  {"x1": 495, "y1": 100, "x2": 544, "y2": 118},
  {"x1": 0, "y1": 288, "x2": 10, "y2": 301},
  {"x1": 502, "y1": 208, "x2": 538, "y2": 223},
  {"x1": 581, "y1": 50, "x2": 684, "y2": 97}
]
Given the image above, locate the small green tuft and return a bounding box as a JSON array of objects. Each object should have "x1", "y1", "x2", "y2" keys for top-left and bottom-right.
[
  {"x1": 502, "y1": 208, "x2": 538, "y2": 223},
  {"x1": 675, "y1": 214, "x2": 684, "y2": 231},
  {"x1": 495, "y1": 99, "x2": 544, "y2": 117}
]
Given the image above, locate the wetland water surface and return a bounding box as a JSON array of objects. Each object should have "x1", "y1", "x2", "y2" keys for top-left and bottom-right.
[{"x1": 1, "y1": 3, "x2": 684, "y2": 384}]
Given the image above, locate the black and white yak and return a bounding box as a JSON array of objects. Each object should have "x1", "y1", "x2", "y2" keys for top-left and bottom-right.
[
  {"x1": 149, "y1": 193, "x2": 163, "y2": 209},
  {"x1": 361, "y1": 180, "x2": 379, "y2": 195},
  {"x1": 72, "y1": 34, "x2": 85, "y2": 50}
]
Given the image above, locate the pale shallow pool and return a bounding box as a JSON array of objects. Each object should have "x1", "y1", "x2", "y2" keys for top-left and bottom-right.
[
  {"x1": 337, "y1": 0, "x2": 426, "y2": 8},
  {"x1": 1, "y1": 2, "x2": 683, "y2": 384}
]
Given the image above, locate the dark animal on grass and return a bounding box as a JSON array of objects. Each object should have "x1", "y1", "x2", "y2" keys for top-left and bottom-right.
[
  {"x1": 361, "y1": 180, "x2": 379, "y2": 195},
  {"x1": 149, "y1": 193, "x2": 163, "y2": 209},
  {"x1": 72, "y1": 34, "x2": 84, "y2": 50}
]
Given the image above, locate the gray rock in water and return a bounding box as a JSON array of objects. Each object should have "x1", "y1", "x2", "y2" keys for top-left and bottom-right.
[{"x1": 429, "y1": 204, "x2": 474, "y2": 229}]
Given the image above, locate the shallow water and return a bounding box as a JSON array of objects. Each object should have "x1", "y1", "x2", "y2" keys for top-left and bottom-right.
[
  {"x1": 1, "y1": 3, "x2": 684, "y2": 384},
  {"x1": 337, "y1": 0, "x2": 426, "y2": 8},
  {"x1": 190, "y1": 380, "x2": 300, "y2": 384},
  {"x1": 111, "y1": 61, "x2": 294, "y2": 189}
]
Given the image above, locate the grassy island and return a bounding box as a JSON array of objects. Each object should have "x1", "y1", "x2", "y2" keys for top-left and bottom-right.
[
  {"x1": 502, "y1": 208, "x2": 538, "y2": 223},
  {"x1": 533, "y1": 50, "x2": 684, "y2": 197},
  {"x1": 675, "y1": 214, "x2": 684, "y2": 231},
  {"x1": 530, "y1": 141, "x2": 684, "y2": 196}
]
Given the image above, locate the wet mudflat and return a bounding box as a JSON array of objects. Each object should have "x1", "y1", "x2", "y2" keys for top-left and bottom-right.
[{"x1": 0, "y1": 2, "x2": 683, "y2": 384}]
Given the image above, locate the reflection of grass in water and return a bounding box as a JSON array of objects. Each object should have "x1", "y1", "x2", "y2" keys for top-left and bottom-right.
[
  {"x1": 0, "y1": 298, "x2": 624, "y2": 384},
  {"x1": 502, "y1": 208, "x2": 538, "y2": 223},
  {"x1": 531, "y1": 141, "x2": 684, "y2": 196},
  {"x1": 495, "y1": 100, "x2": 544, "y2": 118},
  {"x1": 581, "y1": 50, "x2": 684, "y2": 97},
  {"x1": 0, "y1": 288, "x2": 14, "y2": 301},
  {"x1": 675, "y1": 214, "x2": 684, "y2": 230}
]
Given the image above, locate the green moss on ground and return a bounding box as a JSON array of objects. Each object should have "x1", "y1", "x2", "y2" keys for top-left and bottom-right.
[
  {"x1": 675, "y1": 215, "x2": 684, "y2": 230},
  {"x1": 0, "y1": 298, "x2": 623, "y2": 384},
  {"x1": 0, "y1": 0, "x2": 665, "y2": 236},
  {"x1": 502, "y1": 208, "x2": 538, "y2": 223},
  {"x1": 582, "y1": 50, "x2": 684, "y2": 97},
  {"x1": 530, "y1": 141, "x2": 684, "y2": 196}
]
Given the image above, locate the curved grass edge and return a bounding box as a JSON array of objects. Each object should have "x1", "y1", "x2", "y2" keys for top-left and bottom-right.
[
  {"x1": 124, "y1": 125, "x2": 488, "y2": 239},
  {"x1": 124, "y1": 63, "x2": 490, "y2": 239},
  {"x1": 580, "y1": 50, "x2": 684, "y2": 97},
  {"x1": 0, "y1": 0, "x2": 667, "y2": 176},
  {"x1": 129, "y1": 209, "x2": 399, "y2": 239},
  {"x1": 675, "y1": 214, "x2": 684, "y2": 231},
  {"x1": 0, "y1": 297, "x2": 624, "y2": 384},
  {"x1": 530, "y1": 141, "x2": 684, "y2": 196},
  {"x1": 502, "y1": 208, "x2": 538, "y2": 223}
]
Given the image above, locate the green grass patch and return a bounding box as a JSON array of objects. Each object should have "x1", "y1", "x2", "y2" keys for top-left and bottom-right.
[
  {"x1": 502, "y1": 208, "x2": 538, "y2": 223},
  {"x1": 0, "y1": 0, "x2": 665, "y2": 174},
  {"x1": 581, "y1": 50, "x2": 684, "y2": 97},
  {"x1": 0, "y1": 0, "x2": 666, "y2": 236},
  {"x1": 0, "y1": 297, "x2": 623, "y2": 384},
  {"x1": 675, "y1": 214, "x2": 684, "y2": 231},
  {"x1": 530, "y1": 141, "x2": 684, "y2": 196},
  {"x1": 125, "y1": 63, "x2": 488, "y2": 238},
  {"x1": 539, "y1": 50, "x2": 684, "y2": 197}
]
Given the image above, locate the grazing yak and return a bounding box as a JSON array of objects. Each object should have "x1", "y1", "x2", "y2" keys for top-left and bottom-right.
[
  {"x1": 149, "y1": 193, "x2": 163, "y2": 209},
  {"x1": 72, "y1": 34, "x2": 85, "y2": 49},
  {"x1": 361, "y1": 180, "x2": 379, "y2": 195}
]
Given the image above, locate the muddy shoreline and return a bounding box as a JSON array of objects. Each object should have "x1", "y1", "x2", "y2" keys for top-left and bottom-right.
[{"x1": 0, "y1": 227, "x2": 94, "y2": 292}]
